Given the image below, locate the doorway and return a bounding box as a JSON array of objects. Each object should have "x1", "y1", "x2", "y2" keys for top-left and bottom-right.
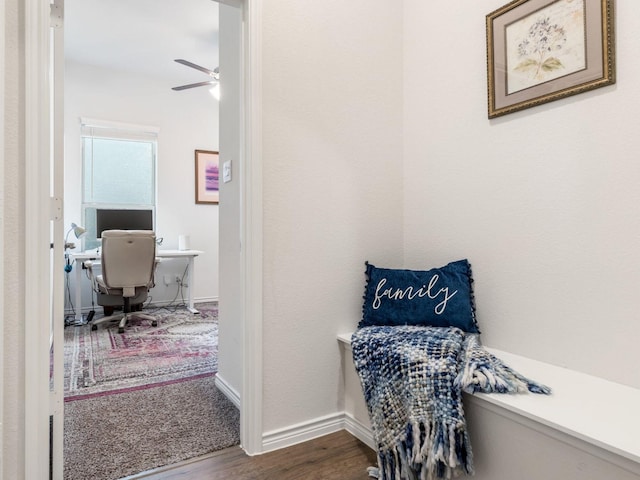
[
  {"x1": 23, "y1": 0, "x2": 263, "y2": 477},
  {"x1": 62, "y1": 0, "x2": 232, "y2": 476}
]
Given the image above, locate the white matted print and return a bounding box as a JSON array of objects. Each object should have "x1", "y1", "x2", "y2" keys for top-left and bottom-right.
[
  {"x1": 506, "y1": 0, "x2": 586, "y2": 94},
  {"x1": 486, "y1": 0, "x2": 615, "y2": 118}
]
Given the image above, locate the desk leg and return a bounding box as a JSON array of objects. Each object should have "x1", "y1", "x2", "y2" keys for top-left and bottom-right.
[
  {"x1": 74, "y1": 261, "x2": 83, "y2": 323},
  {"x1": 186, "y1": 255, "x2": 199, "y2": 314}
]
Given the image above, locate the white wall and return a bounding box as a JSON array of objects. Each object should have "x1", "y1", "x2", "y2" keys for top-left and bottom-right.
[
  {"x1": 217, "y1": 2, "x2": 243, "y2": 399},
  {"x1": 403, "y1": 0, "x2": 640, "y2": 390},
  {"x1": 64, "y1": 61, "x2": 220, "y2": 309},
  {"x1": 2, "y1": 0, "x2": 25, "y2": 477},
  {"x1": 259, "y1": 0, "x2": 404, "y2": 434}
]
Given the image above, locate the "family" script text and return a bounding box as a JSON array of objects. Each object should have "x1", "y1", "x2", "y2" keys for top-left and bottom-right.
[{"x1": 372, "y1": 275, "x2": 458, "y2": 314}]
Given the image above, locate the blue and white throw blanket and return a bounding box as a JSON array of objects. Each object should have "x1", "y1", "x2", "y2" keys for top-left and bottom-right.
[{"x1": 352, "y1": 326, "x2": 551, "y2": 480}]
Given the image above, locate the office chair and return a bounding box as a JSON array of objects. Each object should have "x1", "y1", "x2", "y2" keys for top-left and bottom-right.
[{"x1": 87, "y1": 230, "x2": 159, "y2": 333}]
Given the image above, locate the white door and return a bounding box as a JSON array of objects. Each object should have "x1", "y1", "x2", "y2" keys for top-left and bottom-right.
[
  {"x1": 24, "y1": 0, "x2": 66, "y2": 478},
  {"x1": 50, "y1": 1, "x2": 66, "y2": 477}
]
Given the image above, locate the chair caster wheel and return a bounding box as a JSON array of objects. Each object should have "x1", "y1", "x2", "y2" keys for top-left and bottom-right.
[
  {"x1": 91, "y1": 325, "x2": 97, "y2": 331},
  {"x1": 152, "y1": 321, "x2": 158, "y2": 327},
  {"x1": 118, "y1": 327, "x2": 125, "y2": 334}
]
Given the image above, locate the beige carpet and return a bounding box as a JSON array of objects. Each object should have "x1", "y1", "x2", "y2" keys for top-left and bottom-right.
[{"x1": 64, "y1": 374, "x2": 240, "y2": 480}]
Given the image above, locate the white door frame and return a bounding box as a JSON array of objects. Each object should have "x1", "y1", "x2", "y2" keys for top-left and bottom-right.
[
  {"x1": 238, "y1": 0, "x2": 264, "y2": 456},
  {"x1": 24, "y1": 0, "x2": 264, "y2": 476},
  {"x1": 24, "y1": 1, "x2": 59, "y2": 479},
  {"x1": 50, "y1": 0, "x2": 66, "y2": 475},
  {"x1": 0, "y1": 0, "x2": 5, "y2": 473}
]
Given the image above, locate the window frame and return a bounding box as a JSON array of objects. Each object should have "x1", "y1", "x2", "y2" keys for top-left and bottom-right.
[{"x1": 80, "y1": 119, "x2": 159, "y2": 250}]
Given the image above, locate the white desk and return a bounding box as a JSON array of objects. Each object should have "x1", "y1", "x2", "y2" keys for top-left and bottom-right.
[{"x1": 70, "y1": 249, "x2": 203, "y2": 323}]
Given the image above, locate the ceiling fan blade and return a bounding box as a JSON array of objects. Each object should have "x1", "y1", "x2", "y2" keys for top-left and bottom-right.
[
  {"x1": 171, "y1": 80, "x2": 217, "y2": 91},
  {"x1": 174, "y1": 59, "x2": 218, "y2": 78}
]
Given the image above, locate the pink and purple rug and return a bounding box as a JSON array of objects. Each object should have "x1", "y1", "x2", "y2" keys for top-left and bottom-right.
[{"x1": 64, "y1": 303, "x2": 218, "y2": 400}]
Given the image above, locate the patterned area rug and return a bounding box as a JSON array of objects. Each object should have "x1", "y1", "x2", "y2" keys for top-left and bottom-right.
[{"x1": 64, "y1": 302, "x2": 218, "y2": 399}]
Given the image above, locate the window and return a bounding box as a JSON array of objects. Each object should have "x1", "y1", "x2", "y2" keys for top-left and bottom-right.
[{"x1": 81, "y1": 120, "x2": 158, "y2": 249}]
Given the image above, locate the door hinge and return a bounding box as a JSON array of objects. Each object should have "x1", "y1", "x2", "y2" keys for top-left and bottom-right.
[
  {"x1": 50, "y1": 196, "x2": 63, "y2": 221},
  {"x1": 50, "y1": 2, "x2": 63, "y2": 28}
]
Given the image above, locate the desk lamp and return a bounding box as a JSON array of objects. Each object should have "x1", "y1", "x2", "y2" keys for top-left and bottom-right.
[{"x1": 65, "y1": 222, "x2": 86, "y2": 250}]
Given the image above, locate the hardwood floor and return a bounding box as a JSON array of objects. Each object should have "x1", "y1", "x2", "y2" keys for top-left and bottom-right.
[{"x1": 127, "y1": 430, "x2": 377, "y2": 480}]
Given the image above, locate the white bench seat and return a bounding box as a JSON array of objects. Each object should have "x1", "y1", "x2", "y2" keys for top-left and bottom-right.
[{"x1": 337, "y1": 332, "x2": 640, "y2": 475}]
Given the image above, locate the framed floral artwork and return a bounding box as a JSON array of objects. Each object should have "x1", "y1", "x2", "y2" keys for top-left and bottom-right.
[
  {"x1": 486, "y1": 0, "x2": 615, "y2": 119},
  {"x1": 195, "y1": 150, "x2": 219, "y2": 204}
]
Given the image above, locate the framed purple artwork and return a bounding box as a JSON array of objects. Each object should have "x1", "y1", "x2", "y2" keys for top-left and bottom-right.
[{"x1": 195, "y1": 149, "x2": 219, "y2": 204}]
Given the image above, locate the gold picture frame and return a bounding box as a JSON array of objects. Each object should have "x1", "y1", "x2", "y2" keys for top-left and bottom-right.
[
  {"x1": 486, "y1": 0, "x2": 615, "y2": 119},
  {"x1": 195, "y1": 150, "x2": 219, "y2": 204}
]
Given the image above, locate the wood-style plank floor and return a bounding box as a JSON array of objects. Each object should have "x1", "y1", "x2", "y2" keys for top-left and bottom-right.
[{"x1": 127, "y1": 430, "x2": 377, "y2": 480}]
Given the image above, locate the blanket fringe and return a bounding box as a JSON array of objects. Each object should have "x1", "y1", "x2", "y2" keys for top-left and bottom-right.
[
  {"x1": 376, "y1": 419, "x2": 473, "y2": 480},
  {"x1": 456, "y1": 335, "x2": 551, "y2": 395},
  {"x1": 367, "y1": 466, "x2": 380, "y2": 478}
]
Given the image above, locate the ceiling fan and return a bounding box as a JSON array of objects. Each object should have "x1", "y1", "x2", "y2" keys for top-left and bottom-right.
[{"x1": 171, "y1": 59, "x2": 219, "y2": 91}]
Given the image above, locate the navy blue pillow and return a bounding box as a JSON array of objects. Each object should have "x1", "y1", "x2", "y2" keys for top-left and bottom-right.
[{"x1": 359, "y1": 259, "x2": 479, "y2": 333}]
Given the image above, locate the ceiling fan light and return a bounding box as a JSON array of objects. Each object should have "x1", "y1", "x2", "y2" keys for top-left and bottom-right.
[{"x1": 210, "y1": 83, "x2": 220, "y2": 100}]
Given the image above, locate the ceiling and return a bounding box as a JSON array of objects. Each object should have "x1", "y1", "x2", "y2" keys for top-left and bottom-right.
[{"x1": 65, "y1": 0, "x2": 219, "y2": 87}]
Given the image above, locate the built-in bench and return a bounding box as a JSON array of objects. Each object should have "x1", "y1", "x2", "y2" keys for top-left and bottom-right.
[{"x1": 338, "y1": 332, "x2": 640, "y2": 477}]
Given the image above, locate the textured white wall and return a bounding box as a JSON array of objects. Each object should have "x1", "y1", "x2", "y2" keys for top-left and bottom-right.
[
  {"x1": 217, "y1": 2, "x2": 243, "y2": 398},
  {"x1": 2, "y1": 0, "x2": 25, "y2": 477},
  {"x1": 64, "y1": 61, "x2": 220, "y2": 306},
  {"x1": 403, "y1": 0, "x2": 640, "y2": 389},
  {"x1": 260, "y1": 0, "x2": 404, "y2": 433}
]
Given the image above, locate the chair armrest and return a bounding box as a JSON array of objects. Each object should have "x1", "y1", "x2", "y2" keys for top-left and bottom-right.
[
  {"x1": 148, "y1": 257, "x2": 162, "y2": 288},
  {"x1": 83, "y1": 260, "x2": 100, "y2": 292}
]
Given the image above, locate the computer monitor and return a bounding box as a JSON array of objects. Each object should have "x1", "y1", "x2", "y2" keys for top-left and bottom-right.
[{"x1": 95, "y1": 208, "x2": 154, "y2": 237}]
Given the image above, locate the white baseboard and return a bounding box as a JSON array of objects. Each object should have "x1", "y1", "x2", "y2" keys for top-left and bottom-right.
[
  {"x1": 261, "y1": 412, "x2": 347, "y2": 453},
  {"x1": 212, "y1": 379, "x2": 374, "y2": 455},
  {"x1": 343, "y1": 412, "x2": 375, "y2": 450},
  {"x1": 192, "y1": 296, "x2": 218, "y2": 304},
  {"x1": 261, "y1": 412, "x2": 375, "y2": 454},
  {"x1": 214, "y1": 374, "x2": 241, "y2": 409}
]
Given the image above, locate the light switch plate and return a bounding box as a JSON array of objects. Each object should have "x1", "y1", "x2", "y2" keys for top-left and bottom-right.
[{"x1": 223, "y1": 160, "x2": 232, "y2": 183}]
